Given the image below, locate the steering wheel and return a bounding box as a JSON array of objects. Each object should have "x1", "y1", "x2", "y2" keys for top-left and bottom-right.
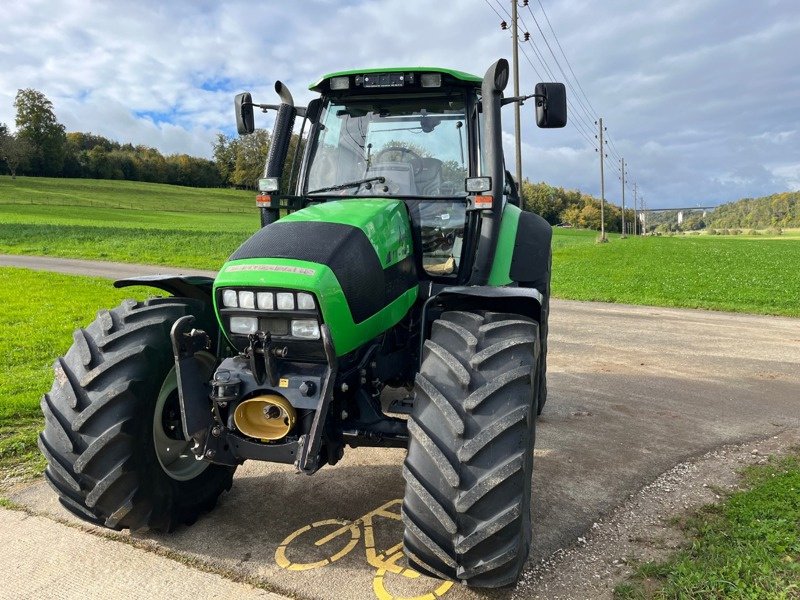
[{"x1": 372, "y1": 146, "x2": 423, "y2": 175}]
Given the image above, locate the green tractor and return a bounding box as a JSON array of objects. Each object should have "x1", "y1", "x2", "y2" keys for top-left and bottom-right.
[{"x1": 39, "y1": 59, "x2": 566, "y2": 587}]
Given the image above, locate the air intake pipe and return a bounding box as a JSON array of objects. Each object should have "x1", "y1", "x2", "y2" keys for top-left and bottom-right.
[
  {"x1": 261, "y1": 81, "x2": 296, "y2": 227},
  {"x1": 469, "y1": 59, "x2": 509, "y2": 285}
]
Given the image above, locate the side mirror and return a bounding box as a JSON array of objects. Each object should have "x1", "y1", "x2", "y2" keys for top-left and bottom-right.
[
  {"x1": 535, "y1": 82, "x2": 567, "y2": 128},
  {"x1": 235, "y1": 92, "x2": 255, "y2": 135}
]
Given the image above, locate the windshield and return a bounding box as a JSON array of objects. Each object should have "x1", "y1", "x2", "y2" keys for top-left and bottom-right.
[{"x1": 306, "y1": 96, "x2": 469, "y2": 197}]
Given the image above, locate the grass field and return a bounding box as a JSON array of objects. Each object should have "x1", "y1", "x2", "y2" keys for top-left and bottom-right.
[
  {"x1": 552, "y1": 231, "x2": 800, "y2": 316},
  {"x1": 2, "y1": 176, "x2": 799, "y2": 316},
  {"x1": 616, "y1": 451, "x2": 800, "y2": 599},
  {"x1": 0, "y1": 267, "x2": 148, "y2": 482},
  {"x1": 0, "y1": 175, "x2": 254, "y2": 213}
]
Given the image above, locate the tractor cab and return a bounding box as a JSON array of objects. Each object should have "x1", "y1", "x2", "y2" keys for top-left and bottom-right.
[
  {"x1": 304, "y1": 69, "x2": 479, "y2": 278},
  {"x1": 234, "y1": 63, "x2": 565, "y2": 286}
]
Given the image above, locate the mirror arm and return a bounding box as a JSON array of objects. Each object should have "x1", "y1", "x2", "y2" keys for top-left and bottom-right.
[
  {"x1": 242, "y1": 101, "x2": 281, "y2": 113},
  {"x1": 242, "y1": 101, "x2": 311, "y2": 117},
  {"x1": 500, "y1": 93, "x2": 545, "y2": 106}
]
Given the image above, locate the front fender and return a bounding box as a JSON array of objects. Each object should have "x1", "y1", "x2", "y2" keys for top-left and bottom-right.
[
  {"x1": 431, "y1": 285, "x2": 543, "y2": 319},
  {"x1": 114, "y1": 275, "x2": 215, "y2": 304},
  {"x1": 419, "y1": 285, "x2": 546, "y2": 370}
]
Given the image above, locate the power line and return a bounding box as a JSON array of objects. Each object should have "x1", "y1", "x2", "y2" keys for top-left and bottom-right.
[
  {"x1": 523, "y1": 4, "x2": 597, "y2": 126},
  {"x1": 517, "y1": 44, "x2": 543, "y2": 81},
  {"x1": 516, "y1": 12, "x2": 598, "y2": 144},
  {"x1": 481, "y1": 0, "x2": 638, "y2": 204},
  {"x1": 606, "y1": 134, "x2": 624, "y2": 162},
  {"x1": 517, "y1": 32, "x2": 597, "y2": 139},
  {"x1": 534, "y1": 0, "x2": 599, "y2": 118},
  {"x1": 517, "y1": 47, "x2": 596, "y2": 148},
  {"x1": 489, "y1": 0, "x2": 513, "y2": 20},
  {"x1": 482, "y1": 0, "x2": 506, "y2": 22},
  {"x1": 526, "y1": 1, "x2": 632, "y2": 187}
]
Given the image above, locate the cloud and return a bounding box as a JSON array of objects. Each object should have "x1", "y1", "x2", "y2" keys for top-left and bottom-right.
[{"x1": 0, "y1": 0, "x2": 798, "y2": 207}]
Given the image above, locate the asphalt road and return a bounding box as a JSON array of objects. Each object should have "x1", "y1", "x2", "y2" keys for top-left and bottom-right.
[{"x1": 5, "y1": 255, "x2": 800, "y2": 600}]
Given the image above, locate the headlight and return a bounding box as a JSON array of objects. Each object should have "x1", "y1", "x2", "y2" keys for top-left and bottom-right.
[
  {"x1": 230, "y1": 316, "x2": 258, "y2": 335},
  {"x1": 276, "y1": 292, "x2": 295, "y2": 310},
  {"x1": 291, "y1": 319, "x2": 321, "y2": 339},
  {"x1": 297, "y1": 292, "x2": 316, "y2": 310},
  {"x1": 257, "y1": 292, "x2": 274, "y2": 310},
  {"x1": 222, "y1": 289, "x2": 238, "y2": 308},
  {"x1": 238, "y1": 290, "x2": 255, "y2": 309}
]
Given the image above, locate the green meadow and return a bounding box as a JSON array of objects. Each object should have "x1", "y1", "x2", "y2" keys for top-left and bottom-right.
[{"x1": 1, "y1": 175, "x2": 799, "y2": 316}]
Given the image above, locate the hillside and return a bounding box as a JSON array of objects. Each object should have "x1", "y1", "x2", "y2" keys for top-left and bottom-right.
[
  {"x1": 707, "y1": 191, "x2": 799, "y2": 229},
  {"x1": 0, "y1": 175, "x2": 253, "y2": 213}
]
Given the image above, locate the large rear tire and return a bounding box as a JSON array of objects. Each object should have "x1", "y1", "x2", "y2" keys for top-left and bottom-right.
[
  {"x1": 39, "y1": 297, "x2": 235, "y2": 532},
  {"x1": 402, "y1": 310, "x2": 539, "y2": 587}
]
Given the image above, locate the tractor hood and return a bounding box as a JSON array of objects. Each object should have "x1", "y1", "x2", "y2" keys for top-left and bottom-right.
[{"x1": 214, "y1": 199, "x2": 418, "y2": 356}]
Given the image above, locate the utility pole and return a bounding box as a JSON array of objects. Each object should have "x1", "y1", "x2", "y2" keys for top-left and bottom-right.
[
  {"x1": 511, "y1": 0, "x2": 522, "y2": 189},
  {"x1": 597, "y1": 118, "x2": 607, "y2": 241},
  {"x1": 641, "y1": 195, "x2": 646, "y2": 235},
  {"x1": 620, "y1": 157, "x2": 626, "y2": 238},
  {"x1": 633, "y1": 181, "x2": 638, "y2": 236}
]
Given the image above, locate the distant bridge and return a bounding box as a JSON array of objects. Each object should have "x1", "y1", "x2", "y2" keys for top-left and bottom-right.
[
  {"x1": 641, "y1": 206, "x2": 717, "y2": 226},
  {"x1": 644, "y1": 206, "x2": 717, "y2": 212}
]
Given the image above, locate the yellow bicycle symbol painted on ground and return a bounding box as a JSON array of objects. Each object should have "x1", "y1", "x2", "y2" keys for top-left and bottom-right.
[{"x1": 275, "y1": 499, "x2": 453, "y2": 600}]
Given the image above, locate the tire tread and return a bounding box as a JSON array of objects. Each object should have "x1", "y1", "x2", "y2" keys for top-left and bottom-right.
[{"x1": 403, "y1": 311, "x2": 539, "y2": 588}]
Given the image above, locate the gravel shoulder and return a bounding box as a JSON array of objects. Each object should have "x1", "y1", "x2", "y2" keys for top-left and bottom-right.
[{"x1": 518, "y1": 428, "x2": 800, "y2": 599}]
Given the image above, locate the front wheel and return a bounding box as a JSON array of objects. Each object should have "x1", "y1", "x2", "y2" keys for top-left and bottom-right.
[
  {"x1": 39, "y1": 297, "x2": 235, "y2": 532},
  {"x1": 402, "y1": 310, "x2": 539, "y2": 587}
]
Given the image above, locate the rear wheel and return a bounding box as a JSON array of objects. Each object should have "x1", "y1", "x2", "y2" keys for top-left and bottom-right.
[
  {"x1": 402, "y1": 310, "x2": 539, "y2": 587},
  {"x1": 39, "y1": 297, "x2": 235, "y2": 532}
]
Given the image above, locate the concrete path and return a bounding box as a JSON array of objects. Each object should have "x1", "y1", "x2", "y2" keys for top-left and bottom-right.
[
  {"x1": 0, "y1": 254, "x2": 215, "y2": 279},
  {"x1": 0, "y1": 507, "x2": 285, "y2": 599},
  {"x1": 4, "y1": 255, "x2": 800, "y2": 600}
]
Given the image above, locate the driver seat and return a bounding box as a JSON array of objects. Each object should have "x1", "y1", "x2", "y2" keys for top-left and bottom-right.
[{"x1": 414, "y1": 158, "x2": 443, "y2": 196}]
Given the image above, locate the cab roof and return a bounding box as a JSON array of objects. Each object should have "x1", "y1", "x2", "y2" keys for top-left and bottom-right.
[{"x1": 309, "y1": 67, "x2": 482, "y2": 92}]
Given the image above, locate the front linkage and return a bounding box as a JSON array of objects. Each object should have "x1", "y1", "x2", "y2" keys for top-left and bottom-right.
[{"x1": 171, "y1": 314, "x2": 340, "y2": 474}]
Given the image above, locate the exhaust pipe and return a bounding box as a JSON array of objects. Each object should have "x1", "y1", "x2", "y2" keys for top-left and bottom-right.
[{"x1": 233, "y1": 395, "x2": 297, "y2": 441}]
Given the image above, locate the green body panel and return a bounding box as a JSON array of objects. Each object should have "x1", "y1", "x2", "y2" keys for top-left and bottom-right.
[
  {"x1": 214, "y1": 199, "x2": 418, "y2": 356},
  {"x1": 280, "y1": 199, "x2": 413, "y2": 269},
  {"x1": 310, "y1": 66, "x2": 482, "y2": 91},
  {"x1": 487, "y1": 203, "x2": 522, "y2": 286}
]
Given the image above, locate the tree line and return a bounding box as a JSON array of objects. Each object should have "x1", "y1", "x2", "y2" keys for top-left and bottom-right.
[
  {"x1": 0, "y1": 88, "x2": 304, "y2": 191},
  {"x1": 3, "y1": 88, "x2": 793, "y2": 232},
  {"x1": 706, "y1": 191, "x2": 799, "y2": 229},
  {"x1": 0, "y1": 89, "x2": 223, "y2": 187},
  {"x1": 0, "y1": 88, "x2": 668, "y2": 232},
  {"x1": 520, "y1": 180, "x2": 635, "y2": 233}
]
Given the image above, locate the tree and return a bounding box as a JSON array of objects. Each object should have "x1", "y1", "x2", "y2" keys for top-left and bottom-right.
[
  {"x1": 520, "y1": 180, "x2": 566, "y2": 224},
  {"x1": 211, "y1": 129, "x2": 271, "y2": 189},
  {"x1": 14, "y1": 88, "x2": 67, "y2": 176},
  {"x1": 213, "y1": 133, "x2": 236, "y2": 184},
  {"x1": 0, "y1": 124, "x2": 31, "y2": 179}
]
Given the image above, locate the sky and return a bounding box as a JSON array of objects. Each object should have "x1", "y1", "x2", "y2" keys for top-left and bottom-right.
[{"x1": 1, "y1": 0, "x2": 798, "y2": 208}]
